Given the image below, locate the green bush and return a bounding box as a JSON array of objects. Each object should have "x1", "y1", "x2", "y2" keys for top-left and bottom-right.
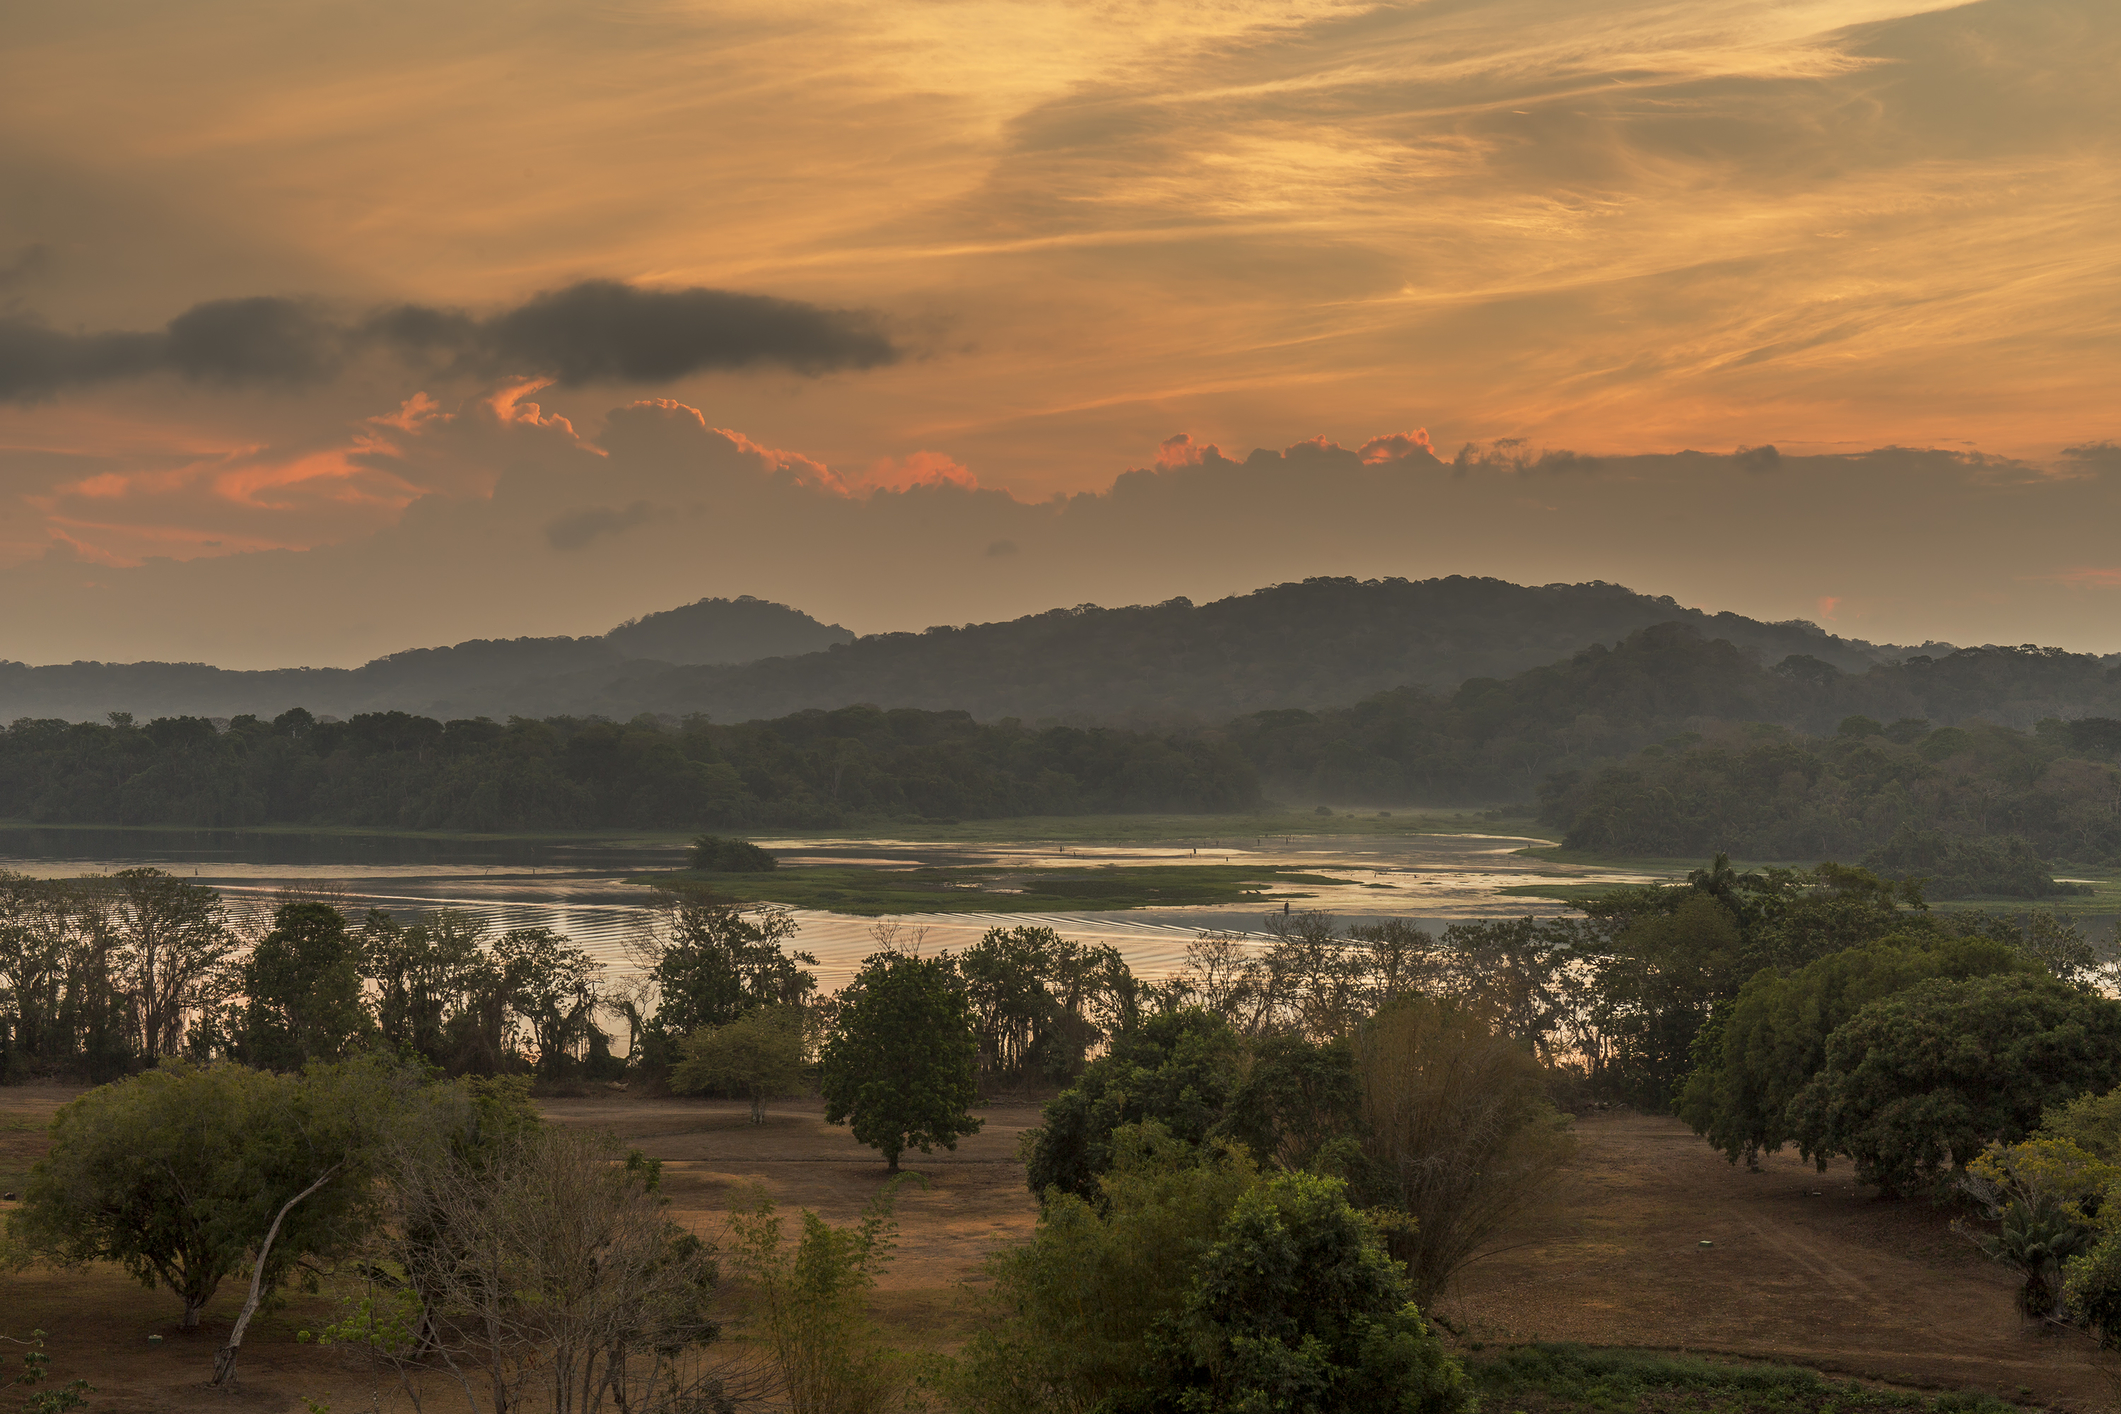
[
  {"x1": 1468, "y1": 1343, "x2": 2019, "y2": 1414},
  {"x1": 953, "y1": 1124, "x2": 1469, "y2": 1414},
  {"x1": 689, "y1": 834, "x2": 779, "y2": 871}
]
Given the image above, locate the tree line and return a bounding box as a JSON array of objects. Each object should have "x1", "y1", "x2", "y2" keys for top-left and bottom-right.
[
  {"x1": 0, "y1": 702, "x2": 1259, "y2": 831},
  {"x1": 1541, "y1": 710, "x2": 2121, "y2": 882},
  {"x1": 0, "y1": 867, "x2": 631, "y2": 1083}
]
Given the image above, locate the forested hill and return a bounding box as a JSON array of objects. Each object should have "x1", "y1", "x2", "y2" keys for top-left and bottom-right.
[
  {"x1": 12, "y1": 624, "x2": 2121, "y2": 871},
  {"x1": 1241, "y1": 623, "x2": 2121, "y2": 802},
  {"x1": 429, "y1": 577, "x2": 1932, "y2": 725},
  {"x1": 0, "y1": 596, "x2": 852, "y2": 724}
]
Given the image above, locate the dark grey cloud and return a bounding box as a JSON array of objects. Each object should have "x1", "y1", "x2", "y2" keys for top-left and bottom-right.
[
  {"x1": 166, "y1": 296, "x2": 344, "y2": 384},
  {"x1": 0, "y1": 279, "x2": 899, "y2": 402},
  {"x1": 0, "y1": 320, "x2": 163, "y2": 400},
  {"x1": 545, "y1": 500, "x2": 658, "y2": 550},
  {"x1": 473, "y1": 281, "x2": 897, "y2": 383},
  {"x1": 0, "y1": 244, "x2": 53, "y2": 296},
  {"x1": 2062, "y1": 440, "x2": 2121, "y2": 474}
]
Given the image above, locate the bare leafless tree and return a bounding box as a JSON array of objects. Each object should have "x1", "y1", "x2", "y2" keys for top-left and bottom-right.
[{"x1": 356, "y1": 1117, "x2": 753, "y2": 1414}]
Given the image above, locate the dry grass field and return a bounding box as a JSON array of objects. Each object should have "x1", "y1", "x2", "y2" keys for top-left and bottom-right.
[{"x1": 0, "y1": 1087, "x2": 2111, "y2": 1412}]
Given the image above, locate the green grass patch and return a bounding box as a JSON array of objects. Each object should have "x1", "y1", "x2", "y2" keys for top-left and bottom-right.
[
  {"x1": 1511, "y1": 848, "x2": 2121, "y2": 915},
  {"x1": 1466, "y1": 1343, "x2": 2029, "y2": 1414},
  {"x1": 630, "y1": 863, "x2": 1361, "y2": 914},
  {"x1": 1493, "y1": 882, "x2": 1643, "y2": 905},
  {"x1": 759, "y1": 810, "x2": 1563, "y2": 845}
]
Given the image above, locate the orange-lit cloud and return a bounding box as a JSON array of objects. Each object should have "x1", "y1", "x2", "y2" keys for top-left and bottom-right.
[
  {"x1": 1154, "y1": 435, "x2": 1222, "y2": 471},
  {"x1": 2051, "y1": 569, "x2": 2121, "y2": 590},
  {"x1": 862, "y1": 451, "x2": 979, "y2": 492},
  {"x1": 1360, "y1": 431, "x2": 1435, "y2": 465}
]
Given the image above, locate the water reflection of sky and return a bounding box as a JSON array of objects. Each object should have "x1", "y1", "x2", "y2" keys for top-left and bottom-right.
[{"x1": 0, "y1": 826, "x2": 1668, "y2": 991}]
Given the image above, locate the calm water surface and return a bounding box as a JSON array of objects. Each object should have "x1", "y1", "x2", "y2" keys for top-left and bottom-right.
[{"x1": 0, "y1": 825, "x2": 1661, "y2": 989}]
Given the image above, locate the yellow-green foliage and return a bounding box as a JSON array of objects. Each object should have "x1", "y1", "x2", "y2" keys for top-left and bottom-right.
[{"x1": 724, "y1": 1184, "x2": 918, "y2": 1414}]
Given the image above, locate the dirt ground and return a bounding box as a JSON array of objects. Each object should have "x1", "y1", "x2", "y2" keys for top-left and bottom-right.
[
  {"x1": 0, "y1": 1089, "x2": 2111, "y2": 1412},
  {"x1": 1443, "y1": 1112, "x2": 2115, "y2": 1410}
]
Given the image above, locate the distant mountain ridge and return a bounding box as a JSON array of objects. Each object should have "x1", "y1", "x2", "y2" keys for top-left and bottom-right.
[
  {"x1": 0, "y1": 578, "x2": 1949, "y2": 726},
  {"x1": 511, "y1": 577, "x2": 1947, "y2": 725},
  {"x1": 0, "y1": 596, "x2": 852, "y2": 724}
]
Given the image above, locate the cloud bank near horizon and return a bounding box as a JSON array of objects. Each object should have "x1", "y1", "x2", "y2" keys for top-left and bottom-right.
[{"x1": 5, "y1": 384, "x2": 2121, "y2": 671}]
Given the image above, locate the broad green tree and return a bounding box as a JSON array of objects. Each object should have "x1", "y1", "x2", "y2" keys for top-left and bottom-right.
[
  {"x1": 238, "y1": 901, "x2": 371, "y2": 1070},
  {"x1": 671, "y1": 1004, "x2": 808, "y2": 1123},
  {"x1": 9, "y1": 1058, "x2": 412, "y2": 1341},
  {"x1": 954, "y1": 1125, "x2": 1470, "y2": 1414},
  {"x1": 1677, "y1": 932, "x2": 2039, "y2": 1165},
  {"x1": 1791, "y1": 974, "x2": 2121, "y2": 1194},
  {"x1": 1024, "y1": 1007, "x2": 1243, "y2": 1201},
  {"x1": 820, "y1": 950, "x2": 980, "y2": 1172},
  {"x1": 1174, "y1": 1170, "x2": 1472, "y2": 1414}
]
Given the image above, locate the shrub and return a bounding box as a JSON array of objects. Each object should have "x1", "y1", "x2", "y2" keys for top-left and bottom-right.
[
  {"x1": 689, "y1": 835, "x2": 779, "y2": 872},
  {"x1": 953, "y1": 1124, "x2": 1469, "y2": 1414}
]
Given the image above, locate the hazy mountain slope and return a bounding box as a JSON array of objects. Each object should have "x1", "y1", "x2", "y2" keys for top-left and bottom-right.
[
  {"x1": 0, "y1": 596, "x2": 851, "y2": 723},
  {"x1": 595, "y1": 577, "x2": 1934, "y2": 724},
  {"x1": 0, "y1": 576, "x2": 1957, "y2": 727}
]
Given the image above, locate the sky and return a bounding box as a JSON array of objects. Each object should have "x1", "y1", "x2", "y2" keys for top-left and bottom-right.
[{"x1": 2, "y1": 0, "x2": 2117, "y2": 668}]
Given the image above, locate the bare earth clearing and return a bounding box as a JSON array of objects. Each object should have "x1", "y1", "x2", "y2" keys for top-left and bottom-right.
[{"x1": 0, "y1": 1090, "x2": 2109, "y2": 1412}]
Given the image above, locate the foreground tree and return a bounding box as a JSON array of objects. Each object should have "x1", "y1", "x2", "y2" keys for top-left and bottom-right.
[
  {"x1": 1175, "y1": 1170, "x2": 1472, "y2": 1413},
  {"x1": 725, "y1": 1186, "x2": 911, "y2": 1413},
  {"x1": 955, "y1": 1124, "x2": 1471, "y2": 1414},
  {"x1": 820, "y1": 950, "x2": 980, "y2": 1172},
  {"x1": 1356, "y1": 995, "x2": 1575, "y2": 1303},
  {"x1": 345, "y1": 1121, "x2": 727, "y2": 1414},
  {"x1": 1023, "y1": 1007, "x2": 1243, "y2": 1201},
  {"x1": 9, "y1": 1057, "x2": 410, "y2": 1348},
  {"x1": 1791, "y1": 973, "x2": 2121, "y2": 1195}
]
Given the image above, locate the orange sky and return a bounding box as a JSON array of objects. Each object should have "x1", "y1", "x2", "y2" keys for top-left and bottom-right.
[{"x1": 2, "y1": 0, "x2": 2118, "y2": 665}]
